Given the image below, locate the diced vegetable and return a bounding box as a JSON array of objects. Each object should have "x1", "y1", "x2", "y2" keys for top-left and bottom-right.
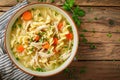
[
  {"x1": 22, "y1": 11, "x2": 32, "y2": 21},
  {"x1": 53, "y1": 38, "x2": 58, "y2": 45},
  {"x1": 42, "y1": 42, "x2": 50, "y2": 49},
  {"x1": 17, "y1": 45, "x2": 24, "y2": 52},
  {"x1": 35, "y1": 35, "x2": 40, "y2": 42},
  {"x1": 66, "y1": 33, "x2": 73, "y2": 40},
  {"x1": 57, "y1": 22, "x2": 63, "y2": 31}
]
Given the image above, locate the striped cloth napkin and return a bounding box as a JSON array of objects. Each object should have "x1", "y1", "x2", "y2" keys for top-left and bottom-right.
[{"x1": 0, "y1": 0, "x2": 33, "y2": 80}]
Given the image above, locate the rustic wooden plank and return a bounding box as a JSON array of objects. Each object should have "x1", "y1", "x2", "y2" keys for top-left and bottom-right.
[
  {"x1": 0, "y1": 0, "x2": 120, "y2": 6},
  {"x1": 32, "y1": 61, "x2": 120, "y2": 80},
  {"x1": 75, "y1": 0, "x2": 120, "y2": 6},
  {"x1": 81, "y1": 7, "x2": 120, "y2": 23},
  {"x1": 79, "y1": 32, "x2": 120, "y2": 43},
  {"x1": 0, "y1": 12, "x2": 4, "y2": 16},
  {"x1": 80, "y1": 23, "x2": 120, "y2": 33},
  {"x1": 77, "y1": 43, "x2": 120, "y2": 60},
  {"x1": 0, "y1": 7, "x2": 11, "y2": 12}
]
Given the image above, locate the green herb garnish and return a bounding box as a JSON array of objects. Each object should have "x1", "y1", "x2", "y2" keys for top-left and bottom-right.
[
  {"x1": 16, "y1": 57, "x2": 19, "y2": 61},
  {"x1": 82, "y1": 37, "x2": 88, "y2": 44},
  {"x1": 18, "y1": 24, "x2": 22, "y2": 28},
  {"x1": 30, "y1": 47, "x2": 34, "y2": 52},
  {"x1": 73, "y1": 6, "x2": 85, "y2": 17},
  {"x1": 94, "y1": 17, "x2": 98, "y2": 20},
  {"x1": 64, "y1": 46, "x2": 68, "y2": 48},
  {"x1": 89, "y1": 43, "x2": 96, "y2": 49},
  {"x1": 16, "y1": 0, "x2": 19, "y2": 2},
  {"x1": 68, "y1": 27, "x2": 72, "y2": 32},
  {"x1": 36, "y1": 68, "x2": 44, "y2": 72},
  {"x1": 80, "y1": 66, "x2": 86, "y2": 74},
  {"x1": 38, "y1": 13, "x2": 41, "y2": 16},
  {"x1": 63, "y1": 0, "x2": 74, "y2": 11},
  {"x1": 72, "y1": 15, "x2": 82, "y2": 26},
  {"x1": 50, "y1": 0, "x2": 54, "y2": 3},
  {"x1": 80, "y1": 34, "x2": 85, "y2": 37},
  {"x1": 109, "y1": 19, "x2": 114, "y2": 25},
  {"x1": 64, "y1": 68, "x2": 70, "y2": 73},
  {"x1": 63, "y1": 0, "x2": 85, "y2": 27},
  {"x1": 107, "y1": 33, "x2": 112, "y2": 38},
  {"x1": 75, "y1": 55, "x2": 78, "y2": 60},
  {"x1": 47, "y1": 51, "x2": 50, "y2": 54},
  {"x1": 32, "y1": 8, "x2": 35, "y2": 11},
  {"x1": 38, "y1": 0, "x2": 44, "y2": 2},
  {"x1": 82, "y1": 29, "x2": 88, "y2": 32},
  {"x1": 12, "y1": 25, "x2": 16, "y2": 30}
]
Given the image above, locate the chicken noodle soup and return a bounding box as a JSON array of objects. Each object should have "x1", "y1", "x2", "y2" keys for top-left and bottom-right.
[{"x1": 10, "y1": 7, "x2": 73, "y2": 72}]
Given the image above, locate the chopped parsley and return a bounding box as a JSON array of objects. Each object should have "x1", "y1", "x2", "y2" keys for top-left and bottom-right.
[
  {"x1": 30, "y1": 47, "x2": 34, "y2": 52},
  {"x1": 82, "y1": 37, "x2": 88, "y2": 44},
  {"x1": 18, "y1": 24, "x2": 22, "y2": 28},
  {"x1": 38, "y1": 13, "x2": 41, "y2": 16},
  {"x1": 82, "y1": 29, "x2": 88, "y2": 32},
  {"x1": 64, "y1": 46, "x2": 68, "y2": 48},
  {"x1": 16, "y1": 57, "x2": 19, "y2": 61},
  {"x1": 36, "y1": 68, "x2": 44, "y2": 72},
  {"x1": 55, "y1": 12, "x2": 58, "y2": 16},
  {"x1": 73, "y1": 6, "x2": 85, "y2": 17},
  {"x1": 80, "y1": 34, "x2": 85, "y2": 37},
  {"x1": 107, "y1": 33, "x2": 112, "y2": 38},
  {"x1": 16, "y1": 0, "x2": 19, "y2": 2},
  {"x1": 68, "y1": 27, "x2": 73, "y2": 32},
  {"x1": 64, "y1": 68, "x2": 70, "y2": 73},
  {"x1": 80, "y1": 66, "x2": 86, "y2": 74},
  {"x1": 89, "y1": 43, "x2": 96, "y2": 49},
  {"x1": 94, "y1": 17, "x2": 98, "y2": 20},
  {"x1": 50, "y1": 0, "x2": 54, "y2": 3},
  {"x1": 32, "y1": 8, "x2": 35, "y2": 11},
  {"x1": 47, "y1": 51, "x2": 50, "y2": 54},
  {"x1": 38, "y1": 0, "x2": 44, "y2": 2},
  {"x1": 39, "y1": 37, "x2": 44, "y2": 42},
  {"x1": 109, "y1": 19, "x2": 115, "y2": 26}
]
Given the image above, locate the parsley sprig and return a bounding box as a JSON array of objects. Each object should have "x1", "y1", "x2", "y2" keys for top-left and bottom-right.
[{"x1": 63, "y1": 0, "x2": 85, "y2": 27}]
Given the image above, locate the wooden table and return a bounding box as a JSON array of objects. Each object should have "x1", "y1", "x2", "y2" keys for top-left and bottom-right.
[{"x1": 0, "y1": 0, "x2": 120, "y2": 80}]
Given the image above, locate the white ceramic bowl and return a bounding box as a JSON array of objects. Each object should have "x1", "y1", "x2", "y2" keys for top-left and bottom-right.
[{"x1": 5, "y1": 3, "x2": 78, "y2": 77}]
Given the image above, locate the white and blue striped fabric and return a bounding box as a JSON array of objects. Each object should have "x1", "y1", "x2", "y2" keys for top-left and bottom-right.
[{"x1": 0, "y1": 0, "x2": 33, "y2": 80}]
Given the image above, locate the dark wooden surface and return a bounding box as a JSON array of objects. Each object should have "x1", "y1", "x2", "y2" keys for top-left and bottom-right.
[{"x1": 0, "y1": 0, "x2": 120, "y2": 80}]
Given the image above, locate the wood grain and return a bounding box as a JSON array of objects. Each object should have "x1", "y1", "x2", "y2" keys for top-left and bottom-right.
[
  {"x1": 32, "y1": 61, "x2": 120, "y2": 80},
  {"x1": 0, "y1": 0, "x2": 120, "y2": 6},
  {"x1": 77, "y1": 43, "x2": 120, "y2": 60},
  {"x1": 0, "y1": 0, "x2": 120, "y2": 80}
]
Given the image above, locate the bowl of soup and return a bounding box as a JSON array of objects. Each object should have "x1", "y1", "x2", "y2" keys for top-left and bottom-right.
[{"x1": 4, "y1": 3, "x2": 78, "y2": 77}]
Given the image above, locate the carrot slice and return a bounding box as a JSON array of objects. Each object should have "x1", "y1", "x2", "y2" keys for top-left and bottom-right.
[
  {"x1": 66, "y1": 33, "x2": 73, "y2": 40},
  {"x1": 22, "y1": 11, "x2": 32, "y2": 21},
  {"x1": 17, "y1": 45, "x2": 24, "y2": 53},
  {"x1": 35, "y1": 35, "x2": 40, "y2": 42},
  {"x1": 57, "y1": 22, "x2": 63, "y2": 31},
  {"x1": 53, "y1": 38, "x2": 58, "y2": 45},
  {"x1": 42, "y1": 42, "x2": 50, "y2": 49}
]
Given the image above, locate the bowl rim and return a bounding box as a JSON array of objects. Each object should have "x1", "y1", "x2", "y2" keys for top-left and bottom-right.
[{"x1": 4, "y1": 3, "x2": 79, "y2": 77}]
